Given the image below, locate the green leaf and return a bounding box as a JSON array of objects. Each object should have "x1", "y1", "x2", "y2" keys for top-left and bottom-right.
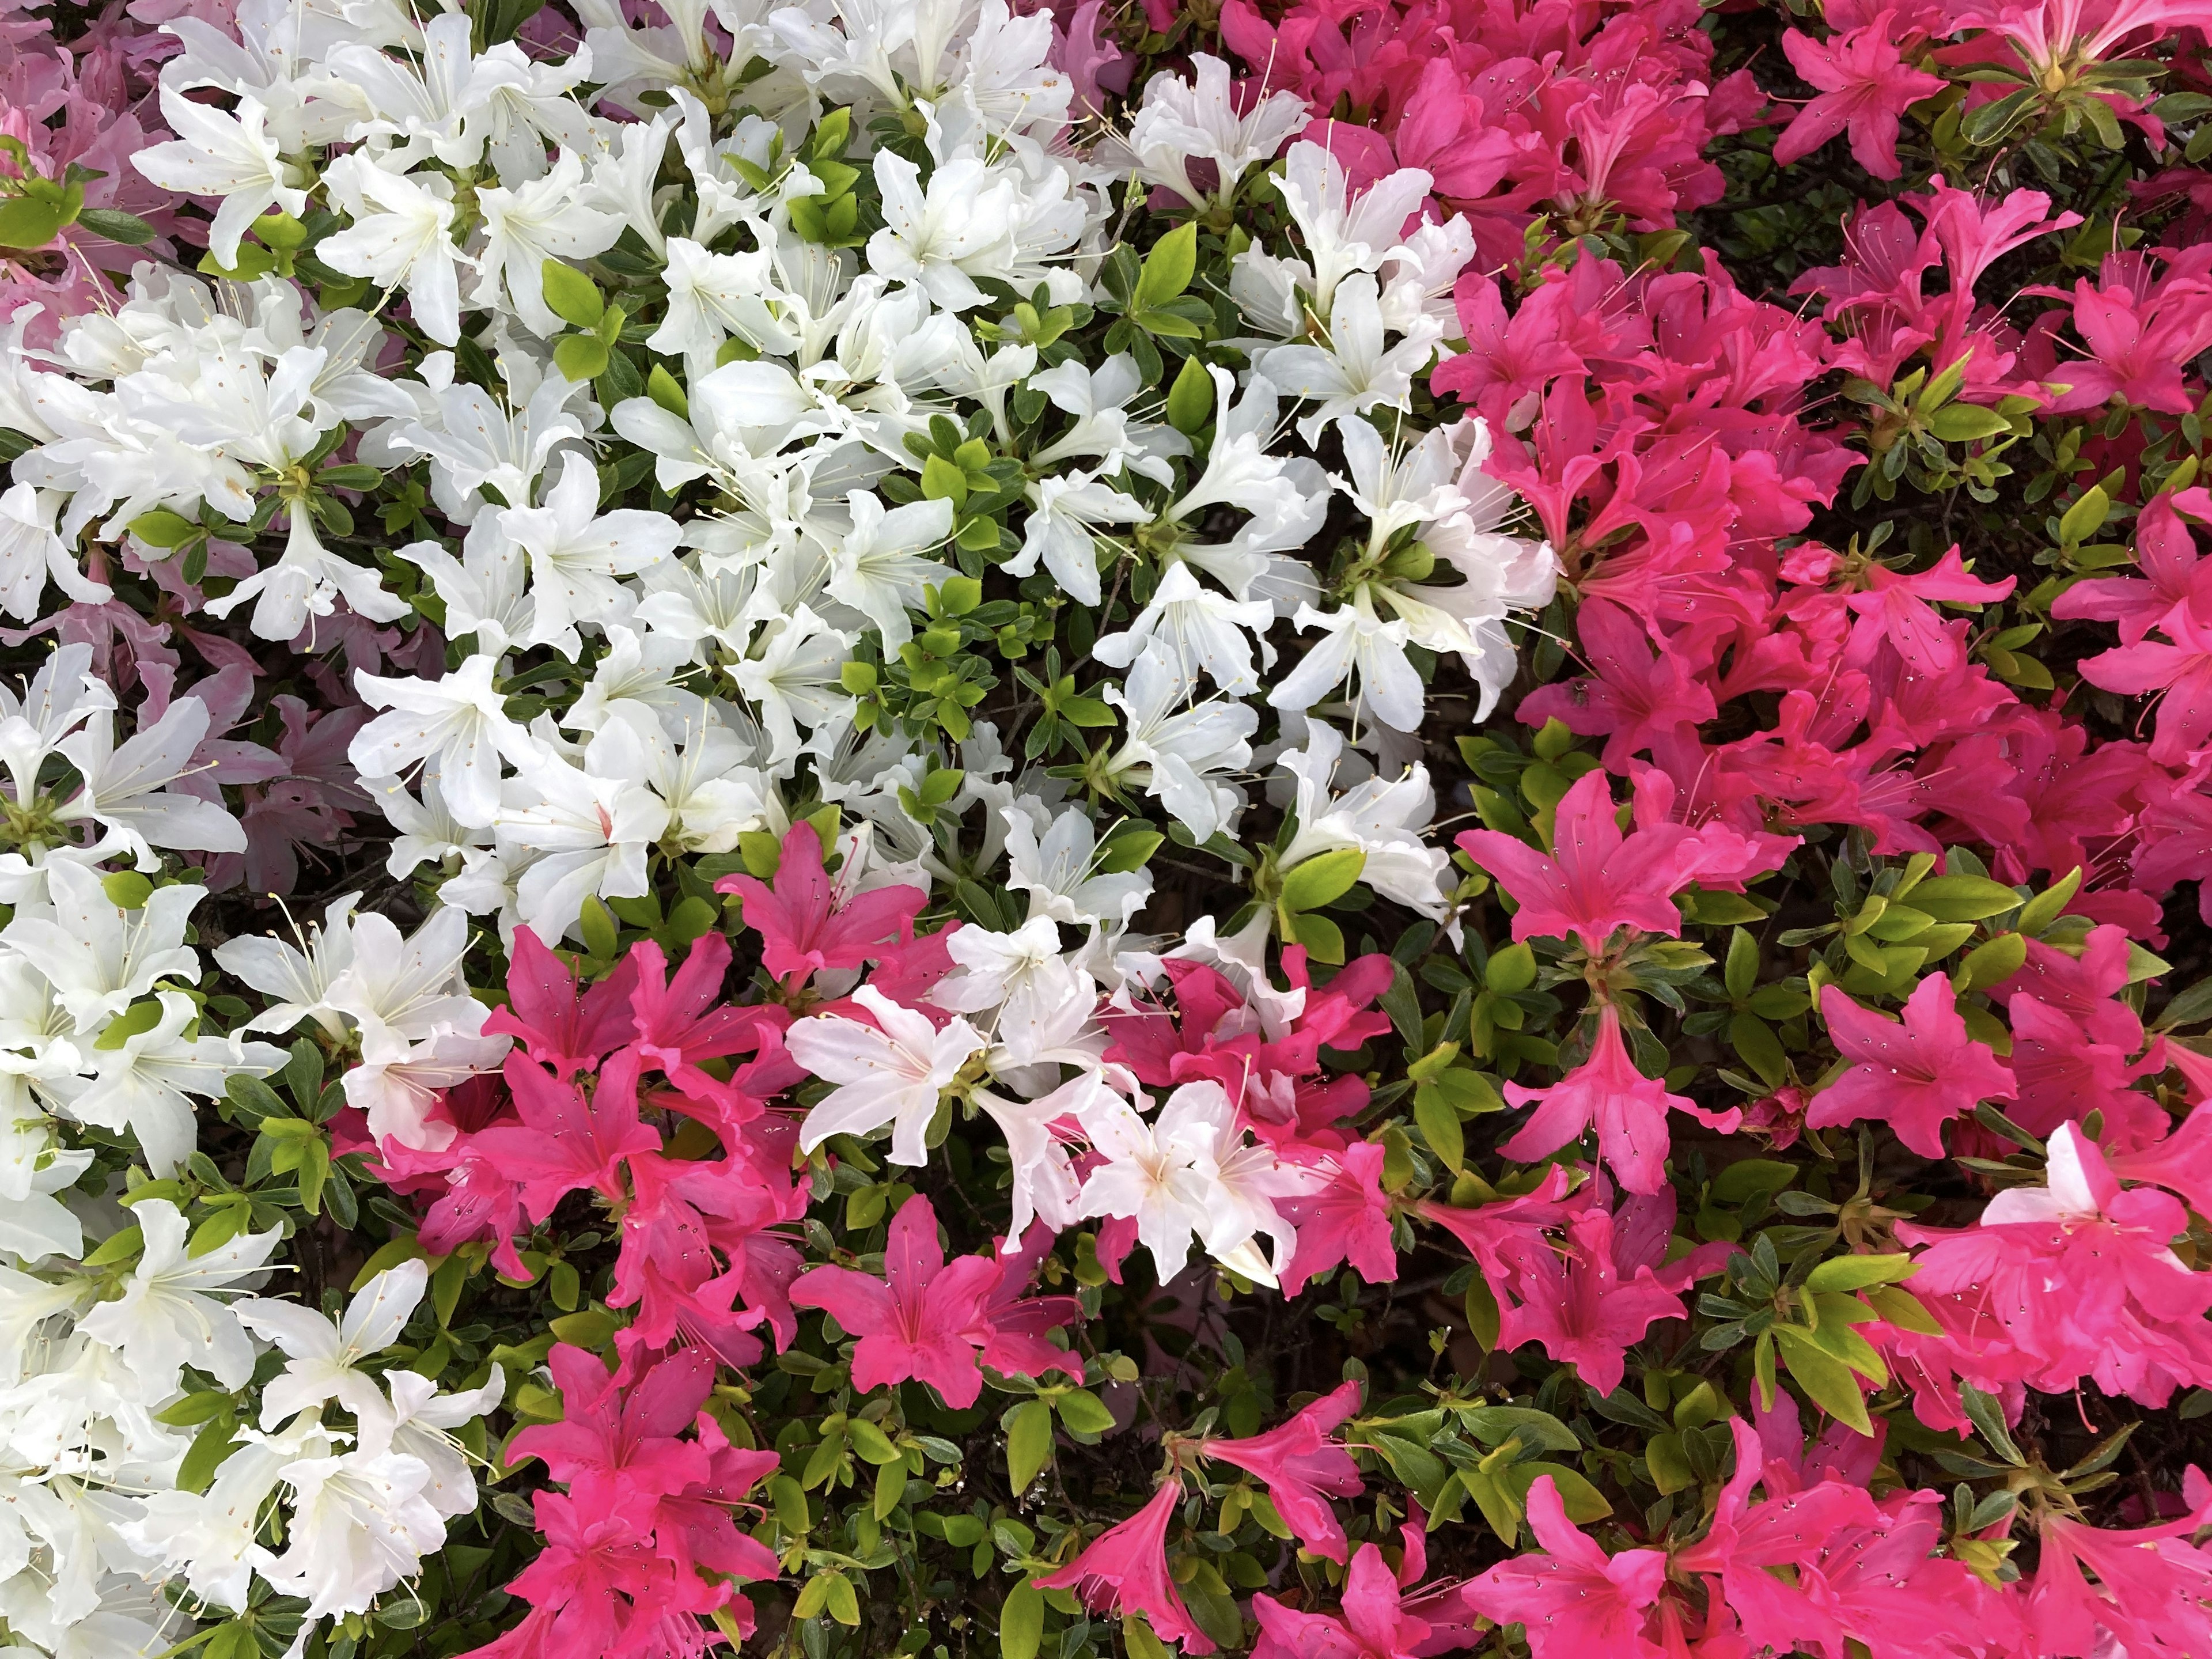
[
  {"x1": 1927, "y1": 404, "x2": 2013, "y2": 443},
  {"x1": 540, "y1": 259, "x2": 605, "y2": 329},
  {"x1": 1094, "y1": 831, "x2": 1162, "y2": 875},
  {"x1": 1486, "y1": 941, "x2": 1536, "y2": 994},
  {"x1": 552, "y1": 333, "x2": 611, "y2": 383},
  {"x1": 1499, "y1": 1461, "x2": 1612, "y2": 1524},
  {"x1": 1863, "y1": 1283, "x2": 1944, "y2": 1335},
  {"x1": 75, "y1": 207, "x2": 157, "y2": 245},
  {"x1": 1285, "y1": 910, "x2": 1344, "y2": 964},
  {"x1": 177, "y1": 1414, "x2": 242, "y2": 1494},
  {"x1": 94, "y1": 997, "x2": 167, "y2": 1051},
  {"x1": 1729, "y1": 1012, "x2": 1787, "y2": 1089},
  {"x1": 2060, "y1": 483, "x2": 2111, "y2": 546},
  {"x1": 1280, "y1": 847, "x2": 1365, "y2": 912},
  {"x1": 1906, "y1": 874, "x2": 2023, "y2": 922},
  {"x1": 1134, "y1": 221, "x2": 1198, "y2": 310},
  {"x1": 1166, "y1": 353, "x2": 1213, "y2": 434},
  {"x1": 102, "y1": 870, "x2": 154, "y2": 910},
  {"x1": 579, "y1": 895, "x2": 619, "y2": 961},
  {"x1": 1805, "y1": 1253, "x2": 1918, "y2": 1293},
  {"x1": 0, "y1": 195, "x2": 71, "y2": 249},
  {"x1": 1955, "y1": 931, "x2": 2027, "y2": 993},
  {"x1": 1007, "y1": 1399, "x2": 1054, "y2": 1491},
  {"x1": 647, "y1": 363, "x2": 689, "y2": 420},
  {"x1": 1001, "y1": 1583, "x2": 1045, "y2": 1659},
  {"x1": 1959, "y1": 1382, "x2": 2026, "y2": 1466},
  {"x1": 921, "y1": 453, "x2": 969, "y2": 505},
  {"x1": 1414, "y1": 1087, "x2": 1464, "y2": 1172},
  {"x1": 1772, "y1": 1326, "x2": 1872, "y2": 1435},
  {"x1": 2015, "y1": 868, "x2": 2083, "y2": 937},
  {"x1": 1725, "y1": 927, "x2": 1759, "y2": 1001},
  {"x1": 129, "y1": 509, "x2": 200, "y2": 549},
  {"x1": 1054, "y1": 1388, "x2": 1116, "y2": 1435}
]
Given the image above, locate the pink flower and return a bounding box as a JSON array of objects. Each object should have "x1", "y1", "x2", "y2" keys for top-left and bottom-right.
[
  {"x1": 1672, "y1": 1419, "x2": 1883, "y2": 1657},
  {"x1": 482, "y1": 927, "x2": 643, "y2": 1079},
  {"x1": 2078, "y1": 599, "x2": 2212, "y2": 766},
  {"x1": 1493, "y1": 1204, "x2": 1687, "y2": 1397},
  {"x1": 1810, "y1": 975, "x2": 2017, "y2": 1158},
  {"x1": 470, "y1": 1047, "x2": 661, "y2": 1223},
  {"x1": 1033, "y1": 1480, "x2": 1215, "y2": 1654},
  {"x1": 1252, "y1": 1542, "x2": 1433, "y2": 1658},
  {"x1": 2027, "y1": 1475, "x2": 2212, "y2": 1659},
  {"x1": 1516, "y1": 599, "x2": 1719, "y2": 770},
  {"x1": 1461, "y1": 1475, "x2": 1669, "y2": 1659},
  {"x1": 1774, "y1": 15, "x2": 1945, "y2": 180},
  {"x1": 1277, "y1": 1141, "x2": 1399, "y2": 1295},
  {"x1": 1201, "y1": 1380, "x2": 1365, "y2": 1563},
  {"x1": 2053, "y1": 486, "x2": 2212, "y2": 645},
  {"x1": 1502, "y1": 1002, "x2": 1741, "y2": 1194},
  {"x1": 1899, "y1": 1123, "x2": 2212, "y2": 1406},
  {"x1": 1457, "y1": 768, "x2": 1712, "y2": 954},
  {"x1": 788, "y1": 1194, "x2": 1001, "y2": 1407},
  {"x1": 976, "y1": 1222, "x2": 1083, "y2": 1382},
  {"x1": 509, "y1": 1346, "x2": 715, "y2": 1525},
  {"x1": 713, "y1": 821, "x2": 926, "y2": 988}
]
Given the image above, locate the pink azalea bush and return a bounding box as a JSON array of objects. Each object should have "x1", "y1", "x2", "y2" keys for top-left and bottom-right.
[{"x1": 14, "y1": 0, "x2": 2212, "y2": 1656}]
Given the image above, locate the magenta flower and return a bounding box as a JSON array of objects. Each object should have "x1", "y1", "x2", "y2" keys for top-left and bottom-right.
[
  {"x1": 1457, "y1": 768, "x2": 1709, "y2": 953},
  {"x1": 2053, "y1": 486, "x2": 2212, "y2": 645},
  {"x1": 1810, "y1": 975, "x2": 2017, "y2": 1158},
  {"x1": 508, "y1": 1345, "x2": 715, "y2": 1526},
  {"x1": 1202, "y1": 1380, "x2": 1365, "y2": 1563},
  {"x1": 471, "y1": 1047, "x2": 661, "y2": 1223},
  {"x1": 1462, "y1": 1475, "x2": 1669, "y2": 1659},
  {"x1": 1277, "y1": 1141, "x2": 1399, "y2": 1295},
  {"x1": 714, "y1": 821, "x2": 926, "y2": 988},
  {"x1": 788, "y1": 1194, "x2": 1001, "y2": 1407},
  {"x1": 483, "y1": 926, "x2": 644, "y2": 1079},
  {"x1": 1494, "y1": 1205, "x2": 1687, "y2": 1397},
  {"x1": 1252, "y1": 1541, "x2": 1434, "y2": 1658},
  {"x1": 2078, "y1": 599, "x2": 2212, "y2": 766},
  {"x1": 1773, "y1": 14, "x2": 1945, "y2": 180},
  {"x1": 1033, "y1": 1480, "x2": 1215, "y2": 1654},
  {"x1": 1502, "y1": 1002, "x2": 1740, "y2": 1194}
]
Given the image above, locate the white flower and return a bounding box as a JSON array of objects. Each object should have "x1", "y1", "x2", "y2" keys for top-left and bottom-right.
[
  {"x1": 402, "y1": 517, "x2": 537, "y2": 656},
  {"x1": 472, "y1": 150, "x2": 624, "y2": 336},
  {"x1": 67, "y1": 991, "x2": 287, "y2": 1176},
  {"x1": 932, "y1": 916, "x2": 1092, "y2": 1058},
  {"x1": 213, "y1": 893, "x2": 361, "y2": 1039},
  {"x1": 342, "y1": 1023, "x2": 512, "y2": 1150},
  {"x1": 735, "y1": 604, "x2": 857, "y2": 767},
  {"x1": 1268, "y1": 587, "x2": 1426, "y2": 734},
  {"x1": 1011, "y1": 471, "x2": 1144, "y2": 607},
  {"x1": 786, "y1": 986, "x2": 984, "y2": 1165},
  {"x1": 56, "y1": 695, "x2": 251, "y2": 860},
  {"x1": 319, "y1": 153, "x2": 472, "y2": 346},
  {"x1": 1076, "y1": 1080, "x2": 1316, "y2": 1285},
  {"x1": 867, "y1": 148, "x2": 1020, "y2": 312},
  {"x1": 1091, "y1": 561, "x2": 1274, "y2": 696},
  {"x1": 1100, "y1": 641, "x2": 1257, "y2": 843},
  {"x1": 650, "y1": 237, "x2": 798, "y2": 369},
  {"x1": 1116, "y1": 53, "x2": 1309, "y2": 212},
  {"x1": 131, "y1": 88, "x2": 308, "y2": 267},
  {"x1": 380, "y1": 1365, "x2": 506, "y2": 1518},
  {"x1": 350, "y1": 655, "x2": 546, "y2": 830},
  {"x1": 1271, "y1": 140, "x2": 1435, "y2": 316},
  {"x1": 502, "y1": 452, "x2": 680, "y2": 653},
  {"x1": 1277, "y1": 721, "x2": 1450, "y2": 918},
  {"x1": 251, "y1": 1444, "x2": 448, "y2": 1619},
  {"x1": 494, "y1": 727, "x2": 672, "y2": 945},
  {"x1": 975, "y1": 1067, "x2": 1106, "y2": 1242},
  {"x1": 78, "y1": 1199, "x2": 283, "y2": 1393},
  {"x1": 1003, "y1": 800, "x2": 1153, "y2": 929},
  {"x1": 234, "y1": 1261, "x2": 430, "y2": 1438},
  {"x1": 0, "y1": 858, "x2": 204, "y2": 1035},
  {"x1": 323, "y1": 906, "x2": 488, "y2": 1048},
  {"x1": 1255, "y1": 274, "x2": 1444, "y2": 444},
  {"x1": 825, "y1": 491, "x2": 955, "y2": 651},
  {"x1": 0, "y1": 483, "x2": 108, "y2": 622},
  {"x1": 122, "y1": 1419, "x2": 335, "y2": 1614}
]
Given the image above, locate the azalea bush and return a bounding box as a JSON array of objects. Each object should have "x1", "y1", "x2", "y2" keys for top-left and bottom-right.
[{"x1": 15, "y1": 0, "x2": 2212, "y2": 1655}]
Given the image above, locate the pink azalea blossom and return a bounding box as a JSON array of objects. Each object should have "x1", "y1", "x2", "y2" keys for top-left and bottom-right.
[
  {"x1": 1810, "y1": 974, "x2": 2017, "y2": 1158},
  {"x1": 1502, "y1": 1002, "x2": 1741, "y2": 1194},
  {"x1": 1461, "y1": 1475, "x2": 1669, "y2": 1659},
  {"x1": 1033, "y1": 1480, "x2": 1215, "y2": 1654},
  {"x1": 1774, "y1": 14, "x2": 1945, "y2": 179},
  {"x1": 1202, "y1": 1380, "x2": 1365, "y2": 1563},
  {"x1": 713, "y1": 821, "x2": 926, "y2": 988},
  {"x1": 788, "y1": 1194, "x2": 1002, "y2": 1407}
]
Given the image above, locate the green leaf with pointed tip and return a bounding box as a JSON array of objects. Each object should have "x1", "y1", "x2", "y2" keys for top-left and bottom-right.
[
  {"x1": 540, "y1": 259, "x2": 604, "y2": 329},
  {"x1": 1280, "y1": 847, "x2": 1365, "y2": 912}
]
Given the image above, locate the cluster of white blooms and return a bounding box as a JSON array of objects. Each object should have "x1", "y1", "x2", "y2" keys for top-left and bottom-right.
[
  {"x1": 0, "y1": 1215, "x2": 501, "y2": 1658},
  {"x1": 0, "y1": 642, "x2": 502, "y2": 1656},
  {"x1": 0, "y1": 0, "x2": 1562, "y2": 1392}
]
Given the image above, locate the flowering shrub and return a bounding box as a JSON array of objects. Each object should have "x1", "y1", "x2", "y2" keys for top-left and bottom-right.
[{"x1": 14, "y1": 0, "x2": 2212, "y2": 1655}]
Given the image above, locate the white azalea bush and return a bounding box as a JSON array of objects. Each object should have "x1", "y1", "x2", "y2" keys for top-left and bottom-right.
[{"x1": 0, "y1": 2, "x2": 1563, "y2": 1657}]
